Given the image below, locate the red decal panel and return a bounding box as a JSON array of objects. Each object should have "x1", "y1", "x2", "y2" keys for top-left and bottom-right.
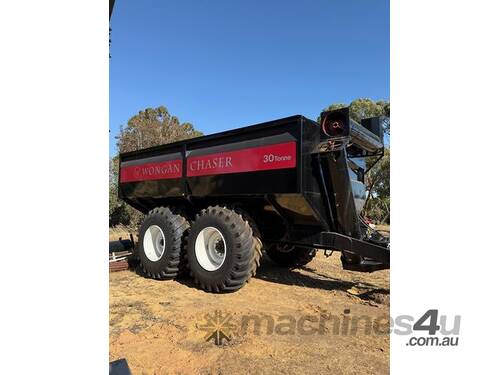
[
  {"x1": 120, "y1": 159, "x2": 182, "y2": 182},
  {"x1": 187, "y1": 141, "x2": 296, "y2": 177}
]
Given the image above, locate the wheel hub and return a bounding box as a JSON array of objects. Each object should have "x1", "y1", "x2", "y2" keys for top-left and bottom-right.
[
  {"x1": 143, "y1": 225, "x2": 166, "y2": 262},
  {"x1": 195, "y1": 227, "x2": 227, "y2": 271}
]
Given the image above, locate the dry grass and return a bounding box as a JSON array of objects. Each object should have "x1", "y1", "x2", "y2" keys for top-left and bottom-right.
[{"x1": 110, "y1": 247, "x2": 390, "y2": 374}]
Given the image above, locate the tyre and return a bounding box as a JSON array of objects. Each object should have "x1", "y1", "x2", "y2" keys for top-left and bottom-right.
[
  {"x1": 250, "y1": 236, "x2": 263, "y2": 277},
  {"x1": 266, "y1": 244, "x2": 316, "y2": 268},
  {"x1": 137, "y1": 207, "x2": 190, "y2": 279},
  {"x1": 185, "y1": 206, "x2": 260, "y2": 293},
  {"x1": 230, "y1": 207, "x2": 263, "y2": 278}
]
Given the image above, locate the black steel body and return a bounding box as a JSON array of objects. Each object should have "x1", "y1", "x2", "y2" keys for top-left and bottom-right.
[{"x1": 119, "y1": 114, "x2": 389, "y2": 271}]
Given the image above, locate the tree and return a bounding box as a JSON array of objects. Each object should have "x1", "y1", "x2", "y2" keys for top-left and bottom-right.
[
  {"x1": 109, "y1": 106, "x2": 203, "y2": 227},
  {"x1": 116, "y1": 106, "x2": 203, "y2": 153},
  {"x1": 364, "y1": 149, "x2": 390, "y2": 223},
  {"x1": 320, "y1": 98, "x2": 390, "y2": 223}
]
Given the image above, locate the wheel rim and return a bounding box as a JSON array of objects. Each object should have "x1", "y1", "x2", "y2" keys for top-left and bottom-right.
[
  {"x1": 143, "y1": 225, "x2": 166, "y2": 262},
  {"x1": 195, "y1": 226, "x2": 227, "y2": 271}
]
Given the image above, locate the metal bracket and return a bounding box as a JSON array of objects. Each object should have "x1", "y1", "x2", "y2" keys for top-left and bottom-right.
[{"x1": 324, "y1": 249, "x2": 335, "y2": 257}]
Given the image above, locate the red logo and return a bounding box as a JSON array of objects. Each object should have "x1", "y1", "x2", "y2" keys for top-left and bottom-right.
[{"x1": 120, "y1": 159, "x2": 182, "y2": 182}]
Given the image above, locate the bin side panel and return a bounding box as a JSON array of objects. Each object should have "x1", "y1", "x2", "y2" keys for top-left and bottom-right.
[
  {"x1": 187, "y1": 141, "x2": 296, "y2": 177},
  {"x1": 119, "y1": 150, "x2": 184, "y2": 199},
  {"x1": 186, "y1": 127, "x2": 300, "y2": 196}
]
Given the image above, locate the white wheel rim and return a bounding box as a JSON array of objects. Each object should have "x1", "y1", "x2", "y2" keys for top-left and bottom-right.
[
  {"x1": 195, "y1": 227, "x2": 227, "y2": 271},
  {"x1": 143, "y1": 225, "x2": 166, "y2": 262}
]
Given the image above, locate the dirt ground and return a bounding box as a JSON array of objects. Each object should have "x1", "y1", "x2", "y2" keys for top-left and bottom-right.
[{"x1": 110, "y1": 229, "x2": 389, "y2": 375}]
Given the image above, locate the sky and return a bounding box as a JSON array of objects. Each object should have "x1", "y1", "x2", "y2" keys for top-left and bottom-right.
[{"x1": 109, "y1": 0, "x2": 389, "y2": 155}]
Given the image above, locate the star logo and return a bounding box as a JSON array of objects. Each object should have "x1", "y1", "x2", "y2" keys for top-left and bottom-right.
[{"x1": 198, "y1": 310, "x2": 236, "y2": 346}]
